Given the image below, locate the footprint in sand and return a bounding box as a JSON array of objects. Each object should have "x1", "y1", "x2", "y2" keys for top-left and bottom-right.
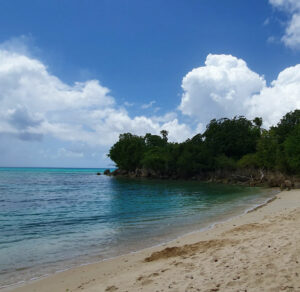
[{"x1": 105, "y1": 285, "x2": 119, "y2": 291}]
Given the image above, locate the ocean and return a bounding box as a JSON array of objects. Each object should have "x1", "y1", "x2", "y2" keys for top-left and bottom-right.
[{"x1": 0, "y1": 167, "x2": 276, "y2": 288}]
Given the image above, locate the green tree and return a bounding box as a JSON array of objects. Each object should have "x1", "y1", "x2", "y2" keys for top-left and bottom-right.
[
  {"x1": 141, "y1": 148, "x2": 168, "y2": 172},
  {"x1": 144, "y1": 133, "x2": 167, "y2": 148},
  {"x1": 273, "y1": 110, "x2": 300, "y2": 143},
  {"x1": 253, "y1": 117, "x2": 263, "y2": 128},
  {"x1": 203, "y1": 116, "x2": 260, "y2": 159},
  {"x1": 237, "y1": 153, "x2": 260, "y2": 169},
  {"x1": 284, "y1": 124, "x2": 300, "y2": 173},
  {"x1": 256, "y1": 129, "x2": 279, "y2": 170},
  {"x1": 107, "y1": 110, "x2": 300, "y2": 177},
  {"x1": 160, "y1": 130, "x2": 168, "y2": 142},
  {"x1": 108, "y1": 133, "x2": 145, "y2": 171},
  {"x1": 215, "y1": 154, "x2": 237, "y2": 170}
]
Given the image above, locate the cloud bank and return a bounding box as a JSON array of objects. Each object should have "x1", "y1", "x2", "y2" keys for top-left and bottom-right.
[{"x1": 0, "y1": 48, "x2": 194, "y2": 151}]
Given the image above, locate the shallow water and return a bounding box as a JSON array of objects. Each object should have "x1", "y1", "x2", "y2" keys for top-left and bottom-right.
[{"x1": 0, "y1": 167, "x2": 275, "y2": 288}]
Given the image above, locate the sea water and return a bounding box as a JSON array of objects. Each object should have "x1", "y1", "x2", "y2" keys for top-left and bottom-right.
[{"x1": 0, "y1": 167, "x2": 276, "y2": 288}]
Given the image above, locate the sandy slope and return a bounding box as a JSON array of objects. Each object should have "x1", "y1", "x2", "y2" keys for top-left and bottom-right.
[{"x1": 5, "y1": 189, "x2": 300, "y2": 292}]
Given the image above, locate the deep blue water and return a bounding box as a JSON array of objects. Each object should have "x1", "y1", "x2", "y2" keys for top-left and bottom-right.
[{"x1": 0, "y1": 168, "x2": 275, "y2": 288}]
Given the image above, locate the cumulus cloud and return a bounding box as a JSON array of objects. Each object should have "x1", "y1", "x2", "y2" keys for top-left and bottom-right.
[
  {"x1": 179, "y1": 54, "x2": 300, "y2": 127},
  {"x1": 7, "y1": 106, "x2": 43, "y2": 130},
  {"x1": 179, "y1": 54, "x2": 265, "y2": 122},
  {"x1": 269, "y1": 0, "x2": 300, "y2": 49},
  {"x1": 247, "y1": 64, "x2": 300, "y2": 127},
  {"x1": 0, "y1": 45, "x2": 194, "y2": 155}
]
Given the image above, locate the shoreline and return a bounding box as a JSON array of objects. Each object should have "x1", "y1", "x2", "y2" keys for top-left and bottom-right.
[
  {"x1": 1, "y1": 187, "x2": 277, "y2": 291},
  {"x1": 109, "y1": 167, "x2": 299, "y2": 191},
  {"x1": 4, "y1": 187, "x2": 297, "y2": 292},
  {"x1": 1, "y1": 186, "x2": 276, "y2": 290}
]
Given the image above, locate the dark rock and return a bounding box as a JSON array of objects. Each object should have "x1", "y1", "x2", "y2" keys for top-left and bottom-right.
[
  {"x1": 148, "y1": 169, "x2": 158, "y2": 177},
  {"x1": 140, "y1": 168, "x2": 149, "y2": 178},
  {"x1": 293, "y1": 182, "x2": 300, "y2": 189},
  {"x1": 281, "y1": 179, "x2": 293, "y2": 190},
  {"x1": 135, "y1": 168, "x2": 142, "y2": 177},
  {"x1": 268, "y1": 174, "x2": 285, "y2": 187},
  {"x1": 129, "y1": 171, "x2": 136, "y2": 178},
  {"x1": 104, "y1": 169, "x2": 111, "y2": 175},
  {"x1": 96, "y1": 172, "x2": 101, "y2": 175},
  {"x1": 111, "y1": 169, "x2": 127, "y2": 176},
  {"x1": 284, "y1": 180, "x2": 292, "y2": 190},
  {"x1": 111, "y1": 169, "x2": 118, "y2": 176},
  {"x1": 280, "y1": 179, "x2": 293, "y2": 191},
  {"x1": 120, "y1": 169, "x2": 128, "y2": 175},
  {"x1": 231, "y1": 175, "x2": 250, "y2": 182}
]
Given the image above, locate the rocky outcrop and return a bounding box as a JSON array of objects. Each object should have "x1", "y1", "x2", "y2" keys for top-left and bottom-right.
[
  {"x1": 280, "y1": 180, "x2": 293, "y2": 191},
  {"x1": 110, "y1": 167, "x2": 300, "y2": 189},
  {"x1": 294, "y1": 182, "x2": 300, "y2": 189},
  {"x1": 111, "y1": 169, "x2": 128, "y2": 176},
  {"x1": 104, "y1": 169, "x2": 111, "y2": 175}
]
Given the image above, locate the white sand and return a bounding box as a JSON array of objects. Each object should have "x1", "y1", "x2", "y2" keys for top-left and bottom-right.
[{"x1": 5, "y1": 189, "x2": 300, "y2": 292}]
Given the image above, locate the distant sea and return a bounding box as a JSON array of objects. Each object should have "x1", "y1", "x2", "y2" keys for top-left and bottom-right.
[{"x1": 0, "y1": 167, "x2": 276, "y2": 288}]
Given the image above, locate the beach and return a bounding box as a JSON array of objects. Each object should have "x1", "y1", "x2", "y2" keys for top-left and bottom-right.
[
  {"x1": 2, "y1": 169, "x2": 275, "y2": 288},
  {"x1": 4, "y1": 188, "x2": 300, "y2": 292}
]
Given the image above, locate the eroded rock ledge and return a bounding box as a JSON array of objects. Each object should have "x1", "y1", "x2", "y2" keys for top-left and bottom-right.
[{"x1": 103, "y1": 168, "x2": 300, "y2": 190}]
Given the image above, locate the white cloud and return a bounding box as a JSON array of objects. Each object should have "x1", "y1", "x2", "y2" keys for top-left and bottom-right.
[
  {"x1": 150, "y1": 112, "x2": 177, "y2": 123},
  {"x1": 269, "y1": 0, "x2": 300, "y2": 12},
  {"x1": 0, "y1": 35, "x2": 35, "y2": 56},
  {"x1": 247, "y1": 64, "x2": 300, "y2": 127},
  {"x1": 269, "y1": 0, "x2": 300, "y2": 49},
  {"x1": 0, "y1": 45, "x2": 194, "y2": 156},
  {"x1": 179, "y1": 54, "x2": 265, "y2": 122},
  {"x1": 141, "y1": 100, "x2": 156, "y2": 109},
  {"x1": 124, "y1": 101, "x2": 134, "y2": 107},
  {"x1": 179, "y1": 54, "x2": 300, "y2": 127},
  {"x1": 282, "y1": 13, "x2": 300, "y2": 48}
]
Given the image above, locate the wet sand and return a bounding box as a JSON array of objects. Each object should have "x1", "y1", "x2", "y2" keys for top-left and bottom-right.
[{"x1": 5, "y1": 189, "x2": 300, "y2": 292}]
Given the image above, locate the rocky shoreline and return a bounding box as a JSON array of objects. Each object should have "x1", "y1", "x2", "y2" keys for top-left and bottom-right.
[{"x1": 103, "y1": 168, "x2": 300, "y2": 190}]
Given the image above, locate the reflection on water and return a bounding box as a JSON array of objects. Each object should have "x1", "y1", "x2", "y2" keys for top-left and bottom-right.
[{"x1": 0, "y1": 168, "x2": 275, "y2": 287}]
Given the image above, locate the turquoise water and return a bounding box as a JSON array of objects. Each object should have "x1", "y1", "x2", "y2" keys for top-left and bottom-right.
[{"x1": 0, "y1": 168, "x2": 275, "y2": 288}]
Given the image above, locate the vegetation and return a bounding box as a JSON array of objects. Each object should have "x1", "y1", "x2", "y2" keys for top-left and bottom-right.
[{"x1": 108, "y1": 110, "x2": 300, "y2": 177}]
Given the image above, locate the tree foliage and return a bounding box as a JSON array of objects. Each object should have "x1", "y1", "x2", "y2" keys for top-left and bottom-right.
[
  {"x1": 108, "y1": 133, "x2": 145, "y2": 171},
  {"x1": 203, "y1": 116, "x2": 260, "y2": 159},
  {"x1": 108, "y1": 110, "x2": 300, "y2": 175}
]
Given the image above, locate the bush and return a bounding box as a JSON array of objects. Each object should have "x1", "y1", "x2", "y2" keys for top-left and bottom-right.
[
  {"x1": 215, "y1": 155, "x2": 237, "y2": 170},
  {"x1": 237, "y1": 153, "x2": 259, "y2": 169}
]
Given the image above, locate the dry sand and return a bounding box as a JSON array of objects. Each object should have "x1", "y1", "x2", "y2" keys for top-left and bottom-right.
[{"x1": 4, "y1": 189, "x2": 300, "y2": 292}]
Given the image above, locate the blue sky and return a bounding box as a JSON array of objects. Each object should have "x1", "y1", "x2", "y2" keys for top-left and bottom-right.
[{"x1": 0, "y1": 0, "x2": 300, "y2": 167}]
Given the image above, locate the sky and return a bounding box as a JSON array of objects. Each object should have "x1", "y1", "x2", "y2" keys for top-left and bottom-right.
[{"x1": 0, "y1": 0, "x2": 300, "y2": 167}]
